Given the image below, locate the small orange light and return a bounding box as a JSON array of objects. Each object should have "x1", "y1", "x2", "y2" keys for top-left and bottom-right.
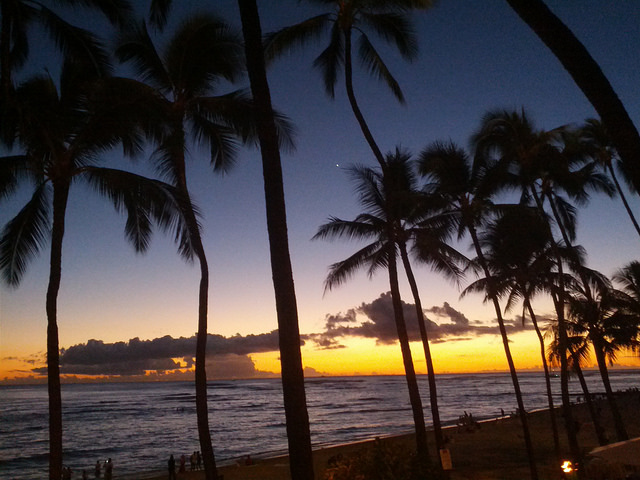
[{"x1": 561, "y1": 460, "x2": 573, "y2": 473}]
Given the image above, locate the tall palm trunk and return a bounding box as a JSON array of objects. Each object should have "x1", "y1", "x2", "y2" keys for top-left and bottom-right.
[
  {"x1": 524, "y1": 300, "x2": 560, "y2": 460},
  {"x1": 343, "y1": 29, "x2": 386, "y2": 168},
  {"x1": 387, "y1": 247, "x2": 430, "y2": 464},
  {"x1": 592, "y1": 341, "x2": 628, "y2": 441},
  {"x1": 505, "y1": 0, "x2": 640, "y2": 192},
  {"x1": 399, "y1": 244, "x2": 445, "y2": 457},
  {"x1": 184, "y1": 199, "x2": 217, "y2": 479},
  {"x1": 173, "y1": 130, "x2": 218, "y2": 479},
  {"x1": 569, "y1": 349, "x2": 608, "y2": 446},
  {"x1": 607, "y1": 163, "x2": 640, "y2": 238},
  {"x1": 530, "y1": 187, "x2": 582, "y2": 468},
  {"x1": 238, "y1": 3, "x2": 314, "y2": 479},
  {"x1": 467, "y1": 223, "x2": 538, "y2": 480},
  {"x1": 47, "y1": 181, "x2": 70, "y2": 480}
]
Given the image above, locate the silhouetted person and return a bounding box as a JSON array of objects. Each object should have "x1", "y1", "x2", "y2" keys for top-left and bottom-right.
[
  {"x1": 179, "y1": 454, "x2": 186, "y2": 473},
  {"x1": 168, "y1": 454, "x2": 176, "y2": 480},
  {"x1": 95, "y1": 460, "x2": 101, "y2": 478},
  {"x1": 104, "y1": 458, "x2": 113, "y2": 480}
]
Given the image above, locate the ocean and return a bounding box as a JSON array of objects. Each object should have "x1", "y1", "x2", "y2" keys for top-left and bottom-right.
[{"x1": 1, "y1": 370, "x2": 638, "y2": 479}]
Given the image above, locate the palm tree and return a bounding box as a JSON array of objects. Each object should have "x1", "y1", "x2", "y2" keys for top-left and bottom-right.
[
  {"x1": 381, "y1": 149, "x2": 465, "y2": 462},
  {"x1": 116, "y1": 14, "x2": 288, "y2": 479},
  {"x1": 566, "y1": 274, "x2": 639, "y2": 441},
  {"x1": 0, "y1": 59, "x2": 187, "y2": 480},
  {"x1": 545, "y1": 321, "x2": 609, "y2": 446},
  {"x1": 471, "y1": 109, "x2": 615, "y2": 469},
  {"x1": 504, "y1": 0, "x2": 640, "y2": 192},
  {"x1": 263, "y1": 0, "x2": 431, "y2": 168},
  {"x1": 237, "y1": 2, "x2": 314, "y2": 479},
  {"x1": 462, "y1": 205, "x2": 562, "y2": 460},
  {"x1": 580, "y1": 118, "x2": 640, "y2": 239},
  {"x1": 313, "y1": 156, "x2": 433, "y2": 467},
  {"x1": 418, "y1": 140, "x2": 539, "y2": 480}
]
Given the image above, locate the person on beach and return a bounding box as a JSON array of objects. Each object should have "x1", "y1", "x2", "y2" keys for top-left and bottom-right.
[
  {"x1": 104, "y1": 458, "x2": 113, "y2": 480},
  {"x1": 179, "y1": 454, "x2": 186, "y2": 473},
  {"x1": 190, "y1": 452, "x2": 196, "y2": 470},
  {"x1": 95, "y1": 460, "x2": 101, "y2": 478},
  {"x1": 62, "y1": 466, "x2": 72, "y2": 480},
  {"x1": 196, "y1": 451, "x2": 202, "y2": 470},
  {"x1": 168, "y1": 454, "x2": 176, "y2": 480}
]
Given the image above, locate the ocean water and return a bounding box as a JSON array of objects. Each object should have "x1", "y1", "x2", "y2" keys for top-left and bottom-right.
[{"x1": 1, "y1": 370, "x2": 638, "y2": 479}]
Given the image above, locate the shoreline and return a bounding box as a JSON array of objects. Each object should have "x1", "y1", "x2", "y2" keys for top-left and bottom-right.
[{"x1": 117, "y1": 390, "x2": 640, "y2": 480}]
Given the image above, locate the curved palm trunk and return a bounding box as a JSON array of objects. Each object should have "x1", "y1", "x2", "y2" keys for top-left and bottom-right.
[
  {"x1": 569, "y1": 350, "x2": 608, "y2": 446},
  {"x1": 592, "y1": 341, "x2": 628, "y2": 441},
  {"x1": 505, "y1": 0, "x2": 640, "y2": 192},
  {"x1": 607, "y1": 163, "x2": 640, "y2": 239},
  {"x1": 468, "y1": 224, "x2": 538, "y2": 480},
  {"x1": 531, "y1": 188, "x2": 582, "y2": 468},
  {"x1": 399, "y1": 244, "x2": 445, "y2": 458},
  {"x1": 185, "y1": 202, "x2": 218, "y2": 479},
  {"x1": 238, "y1": 3, "x2": 314, "y2": 479},
  {"x1": 47, "y1": 181, "x2": 70, "y2": 480},
  {"x1": 343, "y1": 29, "x2": 386, "y2": 168},
  {"x1": 524, "y1": 300, "x2": 560, "y2": 460},
  {"x1": 174, "y1": 150, "x2": 218, "y2": 478},
  {"x1": 387, "y1": 249, "x2": 430, "y2": 465}
]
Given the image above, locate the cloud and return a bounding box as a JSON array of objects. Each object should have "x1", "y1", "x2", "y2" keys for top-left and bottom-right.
[
  {"x1": 309, "y1": 292, "x2": 535, "y2": 348},
  {"x1": 34, "y1": 331, "x2": 286, "y2": 378},
  {"x1": 19, "y1": 292, "x2": 539, "y2": 381}
]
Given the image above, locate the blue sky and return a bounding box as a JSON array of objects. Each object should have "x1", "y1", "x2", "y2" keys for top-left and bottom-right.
[{"x1": 1, "y1": 1, "x2": 639, "y2": 380}]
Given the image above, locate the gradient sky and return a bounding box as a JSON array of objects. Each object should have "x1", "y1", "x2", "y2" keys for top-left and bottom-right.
[{"x1": 1, "y1": 1, "x2": 640, "y2": 382}]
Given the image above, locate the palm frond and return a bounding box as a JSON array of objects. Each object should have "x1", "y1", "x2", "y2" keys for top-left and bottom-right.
[
  {"x1": 358, "y1": 11, "x2": 418, "y2": 60},
  {"x1": 39, "y1": 6, "x2": 112, "y2": 77},
  {"x1": 324, "y1": 241, "x2": 385, "y2": 292},
  {"x1": 313, "y1": 216, "x2": 383, "y2": 243},
  {"x1": 0, "y1": 155, "x2": 29, "y2": 200},
  {"x1": 82, "y1": 167, "x2": 193, "y2": 259},
  {"x1": 263, "y1": 14, "x2": 333, "y2": 63},
  {"x1": 356, "y1": 33, "x2": 404, "y2": 103},
  {"x1": 0, "y1": 183, "x2": 51, "y2": 286},
  {"x1": 312, "y1": 22, "x2": 344, "y2": 98},
  {"x1": 148, "y1": 0, "x2": 172, "y2": 30},
  {"x1": 116, "y1": 21, "x2": 172, "y2": 93}
]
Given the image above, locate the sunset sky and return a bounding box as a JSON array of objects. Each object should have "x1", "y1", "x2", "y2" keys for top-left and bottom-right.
[{"x1": 1, "y1": 1, "x2": 640, "y2": 383}]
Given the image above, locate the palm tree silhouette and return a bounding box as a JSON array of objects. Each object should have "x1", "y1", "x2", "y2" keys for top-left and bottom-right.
[
  {"x1": 472, "y1": 108, "x2": 615, "y2": 467},
  {"x1": 462, "y1": 206, "x2": 562, "y2": 460},
  {"x1": 263, "y1": 0, "x2": 431, "y2": 168},
  {"x1": 545, "y1": 319, "x2": 609, "y2": 446},
  {"x1": 115, "y1": 14, "x2": 288, "y2": 478},
  {"x1": 566, "y1": 272, "x2": 638, "y2": 441},
  {"x1": 0, "y1": 59, "x2": 187, "y2": 480},
  {"x1": 505, "y1": 0, "x2": 640, "y2": 192},
  {"x1": 418, "y1": 140, "x2": 539, "y2": 480},
  {"x1": 313, "y1": 153, "x2": 436, "y2": 468},
  {"x1": 237, "y1": 1, "x2": 315, "y2": 478}
]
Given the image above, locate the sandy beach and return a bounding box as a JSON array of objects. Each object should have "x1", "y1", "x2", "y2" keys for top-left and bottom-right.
[{"x1": 130, "y1": 390, "x2": 640, "y2": 480}]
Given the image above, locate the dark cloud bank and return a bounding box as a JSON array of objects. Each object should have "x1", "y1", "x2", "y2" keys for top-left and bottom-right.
[{"x1": 24, "y1": 292, "x2": 539, "y2": 380}]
